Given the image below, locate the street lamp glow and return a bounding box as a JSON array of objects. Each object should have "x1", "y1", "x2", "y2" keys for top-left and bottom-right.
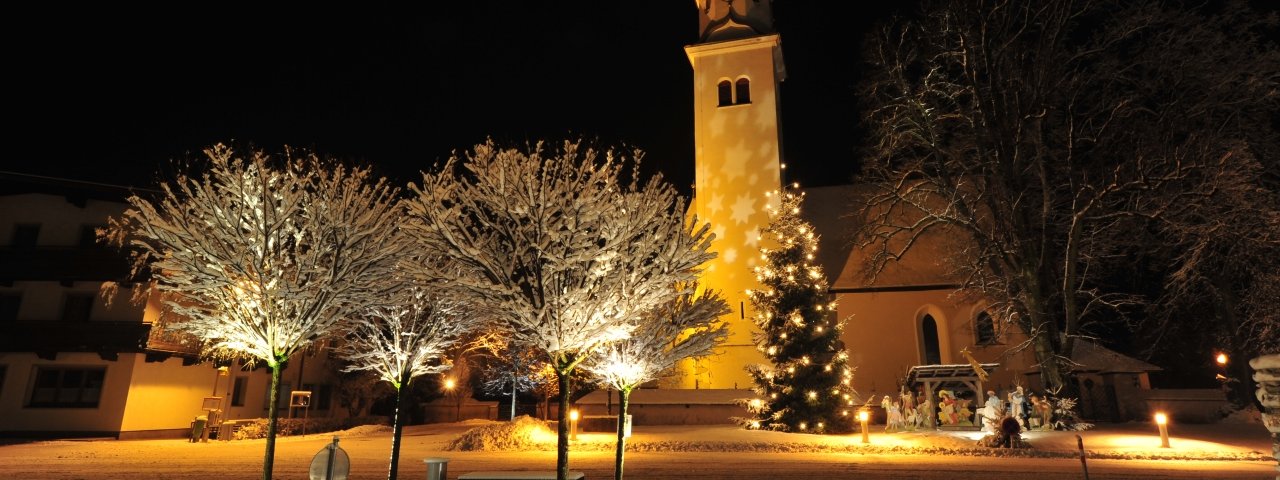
[
  {"x1": 1216, "y1": 353, "x2": 1228, "y2": 365},
  {"x1": 444, "y1": 378, "x2": 456, "y2": 390},
  {"x1": 569, "y1": 409, "x2": 580, "y2": 422},
  {"x1": 1154, "y1": 412, "x2": 1167, "y2": 425}
]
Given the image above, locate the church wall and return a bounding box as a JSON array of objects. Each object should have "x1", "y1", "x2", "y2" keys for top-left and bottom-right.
[{"x1": 837, "y1": 289, "x2": 1038, "y2": 404}]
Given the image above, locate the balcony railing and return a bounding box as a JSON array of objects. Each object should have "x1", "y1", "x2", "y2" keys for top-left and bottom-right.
[
  {"x1": 0, "y1": 320, "x2": 151, "y2": 354},
  {"x1": 0, "y1": 247, "x2": 133, "y2": 282}
]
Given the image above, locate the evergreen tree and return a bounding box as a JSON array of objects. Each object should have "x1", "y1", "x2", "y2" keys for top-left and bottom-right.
[{"x1": 743, "y1": 188, "x2": 856, "y2": 434}]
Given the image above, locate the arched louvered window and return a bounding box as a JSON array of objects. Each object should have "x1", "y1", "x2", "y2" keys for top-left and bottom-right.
[
  {"x1": 975, "y1": 312, "x2": 997, "y2": 345},
  {"x1": 717, "y1": 80, "x2": 732, "y2": 106},
  {"x1": 735, "y1": 78, "x2": 751, "y2": 104}
]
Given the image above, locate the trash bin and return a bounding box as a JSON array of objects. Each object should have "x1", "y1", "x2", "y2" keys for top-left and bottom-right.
[
  {"x1": 423, "y1": 457, "x2": 448, "y2": 480},
  {"x1": 189, "y1": 416, "x2": 207, "y2": 443}
]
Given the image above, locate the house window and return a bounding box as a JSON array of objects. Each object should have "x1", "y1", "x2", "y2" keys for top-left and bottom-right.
[
  {"x1": 0, "y1": 293, "x2": 20, "y2": 322},
  {"x1": 79, "y1": 225, "x2": 106, "y2": 248},
  {"x1": 735, "y1": 78, "x2": 751, "y2": 104},
  {"x1": 11, "y1": 224, "x2": 40, "y2": 248},
  {"x1": 62, "y1": 293, "x2": 94, "y2": 322},
  {"x1": 717, "y1": 80, "x2": 732, "y2": 106},
  {"x1": 316, "y1": 384, "x2": 332, "y2": 411},
  {"x1": 265, "y1": 382, "x2": 291, "y2": 410},
  {"x1": 28, "y1": 367, "x2": 106, "y2": 408},
  {"x1": 231, "y1": 377, "x2": 248, "y2": 407},
  {"x1": 975, "y1": 312, "x2": 998, "y2": 345}
]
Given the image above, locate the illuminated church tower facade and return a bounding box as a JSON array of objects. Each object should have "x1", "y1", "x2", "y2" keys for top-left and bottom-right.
[{"x1": 677, "y1": 0, "x2": 785, "y2": 389}]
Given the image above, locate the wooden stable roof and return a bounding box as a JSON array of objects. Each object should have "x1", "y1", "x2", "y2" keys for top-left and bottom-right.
[{"x1": 906, "y1": 363, "x2": 1000, "y2": 384}]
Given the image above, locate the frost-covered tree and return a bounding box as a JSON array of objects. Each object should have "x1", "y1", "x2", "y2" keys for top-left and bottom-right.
[
  {"x1": 477, "y1": 340, "x2": 551, "y2": 421},
  {"x1": 583, "y1": 288, "x2": 728, "y2": 480},
  {"x1": 406, "y1": 140, "x2": 715, "y2": 480},
  {"x1": 338, "y1": 286, "x2": 476, "y2": 480},
  {"x1": 103, "y1": 144, "x2": 408, "y2": 480},
  {"x1": 857, "y1": 0, "x2": 1280, "y2": 391},
  {"x1": 745, "y1": 189, "x2": 855, "y2": 434}
]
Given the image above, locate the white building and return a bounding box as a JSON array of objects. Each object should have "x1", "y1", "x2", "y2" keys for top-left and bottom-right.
[{"x1": 0, "y1": 173, "x2": 348, "y2": 439}]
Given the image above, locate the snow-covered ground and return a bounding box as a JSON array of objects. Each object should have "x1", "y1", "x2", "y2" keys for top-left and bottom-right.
[{"x1": 0, "y1": 420, "x2": 1273, "y2": 479}]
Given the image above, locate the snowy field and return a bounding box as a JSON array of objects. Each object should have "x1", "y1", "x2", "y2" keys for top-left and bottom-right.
[{"x1": 0, "y1": 420, "x2": 1274, "y2": 479}]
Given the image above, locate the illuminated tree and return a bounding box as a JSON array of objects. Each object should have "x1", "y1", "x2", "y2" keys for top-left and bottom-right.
[
  {"x1": 103, "y1": 144, "x2": 408, "y2": 480},
  {"x1": 406, "y1": 140, "x2": 715, "y2": 480},
  {"x1": 338, "y1": 286, "x2": 476, "y2": 480},
  {"x1": 477, "y1": 340, "x2": 552, "y2": 421},
  {"x1": 744, "y1": 189, "x2": 855, "y2": 434},
  {"x1": 583, "y1": 288, "x2": 728, "y2": 480},
  {"x1": 857, "y1": 0, "x2": 1280, "y2": 391}
]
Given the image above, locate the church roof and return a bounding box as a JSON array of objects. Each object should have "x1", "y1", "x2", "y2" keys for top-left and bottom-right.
[
  {"x1": 796, "y1": 183, "x2": 967, "y2": 291},
  {"x1": 795, "y1": 184, "x2": 859, "y2": 286}
]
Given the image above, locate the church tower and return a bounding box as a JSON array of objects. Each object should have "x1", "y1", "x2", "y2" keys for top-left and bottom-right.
[{"x1": 679, "y1": 0, "x2": 785, "y2": 389}]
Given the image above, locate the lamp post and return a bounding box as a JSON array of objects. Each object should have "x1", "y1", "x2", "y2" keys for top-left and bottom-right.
[
  {"x1": 1154, "y1": 412, "x2": 1170, "y2": 448},
  {"x1": 444, "y1": 377, "x2": 459, "y2": 422},
  {"x1": 858, "y1": 409, "x2": 870, "y2": 444}
]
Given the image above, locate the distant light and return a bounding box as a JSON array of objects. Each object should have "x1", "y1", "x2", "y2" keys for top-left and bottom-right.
[
  {"x1": 1216, "y1": 353, "x2": 1228, "y2": 365},
  {"x1": 1154, "y1": 412, "x2": 1167, "y2": 425},
  {"x1": 444, "y1": 378, "x2": 456, "y2": 390}
]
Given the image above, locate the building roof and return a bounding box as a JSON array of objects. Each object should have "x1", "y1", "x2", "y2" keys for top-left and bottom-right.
[
  {"x1": 1026, "y1": 339, "x2": 1163, "y2": 374},
  {"x1": 577, "y1": 388, "x2": 751, "y2": 405},
  {"x1": 795, "y1": 184, "x2": 858, "y2": 286},
  {"x1": 906, "y1": 363, "x2": 1001, "y2": 383}
]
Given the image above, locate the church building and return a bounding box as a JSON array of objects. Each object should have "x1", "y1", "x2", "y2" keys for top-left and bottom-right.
[{"x1": 674, "y1": 0, "x2": 1040, "y2": 404}]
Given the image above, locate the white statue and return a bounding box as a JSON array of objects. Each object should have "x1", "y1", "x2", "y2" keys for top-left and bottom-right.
[
  {"x1": 882, "y1": 395, "x2": 904, "y2": 432},
  {"x1": 1009, "y1": 386, "x2": 1028, "y2": 429},
  {"x1": 982, "y1": 390, "x2": 1004, "y2": 432}
]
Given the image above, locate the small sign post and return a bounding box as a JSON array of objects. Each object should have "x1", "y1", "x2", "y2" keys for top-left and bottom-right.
[{"x1": 291, "y1": 391, "x2": 312, "y2": 435}]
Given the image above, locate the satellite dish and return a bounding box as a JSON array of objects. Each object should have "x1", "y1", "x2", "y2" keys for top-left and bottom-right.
[{"x1": 309, "y1": 437, "x2": 350, "y2": 480}]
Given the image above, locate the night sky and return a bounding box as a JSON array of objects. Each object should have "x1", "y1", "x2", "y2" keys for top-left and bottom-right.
[{"x1": 5, "y1": 3, "x2": 894, "y2": 194}]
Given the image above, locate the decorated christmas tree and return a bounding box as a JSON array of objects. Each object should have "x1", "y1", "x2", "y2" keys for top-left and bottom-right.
[{"x1": 742, "y1": 188, "x2": 856, "y2": 433}]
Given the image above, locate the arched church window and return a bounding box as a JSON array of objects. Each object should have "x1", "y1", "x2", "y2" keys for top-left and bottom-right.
[
  {"x1": 735, "y1": 77, "x2": 751, "y2": 104},
  {"x1": 921, "y1": 314, "x2": 942, "y2": 365},
  {"x1": 975, "y1": 312, "x2": 998, "y2": 345},
  {"x1": 717, "y1": 80, "x2": 732, "y2": 106}
]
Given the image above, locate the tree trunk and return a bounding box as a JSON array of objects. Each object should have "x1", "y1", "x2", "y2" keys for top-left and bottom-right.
[
  {"x1": 614, "y1": 388, "x2": 631, "y2": 480},
  {"x1": 1032, "y1": 328, "x2": 1066, "y2": 392},
  {"x1": 510, "y1": 380, "x2": 518, "y2": 420},
  {"x1": 263, "y1": 362, "x2": 282, "y2": 480},
  {"x1": 556, "y1": 368, "x2": 572, "y2": 480},
  {"x1": 387, "y1": 375, "x2": 409, "y2": 480}
]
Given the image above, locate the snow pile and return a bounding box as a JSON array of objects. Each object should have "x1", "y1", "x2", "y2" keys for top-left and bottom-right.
[
  {"x1": 446, "y1": 416, "x2": 556, "y2": 451},
  {"x1": 441, "y1": 422, "x2": 1273, "y2": 462},
  {"x1": 328, "y1": 424, "x2": 392, "y2": 437},
  {"x1": 1220, "y1": 405, "x2": 1263, "y2": 424}
]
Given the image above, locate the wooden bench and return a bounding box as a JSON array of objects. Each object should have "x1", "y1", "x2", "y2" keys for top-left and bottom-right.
[{"x1": 457, "y1": 472, "x2": 585, "y2": 480}]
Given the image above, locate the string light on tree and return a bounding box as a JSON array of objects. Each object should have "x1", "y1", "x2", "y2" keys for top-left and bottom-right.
[{"x1": 740, "y1": 187, "x2": 857, "y2": 434}]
